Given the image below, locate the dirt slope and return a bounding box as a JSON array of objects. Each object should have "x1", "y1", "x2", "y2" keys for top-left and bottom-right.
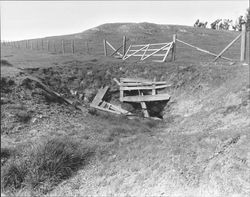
[{"x1": 1, "y1": 23, "x2": 250, "y2": 196}]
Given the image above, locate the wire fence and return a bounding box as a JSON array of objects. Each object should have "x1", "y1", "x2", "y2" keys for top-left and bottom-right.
[{"x1": 1, "y1": 39, "x2": 93, "y2": 55}]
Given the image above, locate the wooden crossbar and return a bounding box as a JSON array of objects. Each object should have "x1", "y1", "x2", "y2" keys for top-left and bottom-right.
[
  {"x1": 131, "y1": 42, "x2": 170, "y2": 47},
  {"x1": 106, "y1": 41, "x2": 123, "y2": 56},
  {"x1": 120, "y1": 81, "x2": 167, "y2": 86},
  {"x1": 120, "y1": 84, "x2": 171, "y2": 91},
  {"x1": 123, "y1": 45, "x2": 149, "y2": 60},
  {"x1": 120, "y1": 78, "x2": 152, "y2": 82},
  {"x1": 122, "y1": 94, "x2": 170, "y2": 102}
]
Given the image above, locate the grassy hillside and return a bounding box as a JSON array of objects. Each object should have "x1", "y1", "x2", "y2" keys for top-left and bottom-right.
[
  {"x1": 1, "y1": 23, "x2": 250, "y2": 197},
  {"x1": 12, "y1": 22, "x2": 249, "y2": 62}
]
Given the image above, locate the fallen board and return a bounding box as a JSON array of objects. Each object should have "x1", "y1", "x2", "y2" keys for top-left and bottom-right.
[
  {"x1": 122, "y1": 94, "x2": 170, "y2": 102},
  {"x1": 91, "y1": 86, "x2": 109, "y2": 106}
]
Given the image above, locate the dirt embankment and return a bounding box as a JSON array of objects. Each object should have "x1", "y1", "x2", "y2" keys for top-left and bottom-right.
[{"x1": 1, "y1": 57, "x2": 250, "y2": 196}]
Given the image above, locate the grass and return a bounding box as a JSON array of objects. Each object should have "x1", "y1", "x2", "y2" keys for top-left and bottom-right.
[{"x1": 1, "y1": 136, "x2": 95, "y2": 194}]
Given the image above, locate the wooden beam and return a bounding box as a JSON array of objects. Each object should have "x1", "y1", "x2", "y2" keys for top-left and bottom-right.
[
  {"x1": 163, "y1": 42, "x2": 173, "y2": 62},
  {"x1": 172, "y1": 34, "x2": 176, "y2": 61},
  {"x1": 120, "y1": 78, "x2": 151, "y2": 82},
  {"x1": 110, "y1": 45, "x2": 123, "y2": 56},
  {"x1": 240, "y1": 23, "x2": 247, "y2": 62},
  {"x1": 213, "y1": 33, "x2": 241, "y2": 62},
  {"x1": 141, "y1": 44, "x2": 170, "y2": 61},
  {"x1": 91, "y1": 86, "x2": 109, "y2": 106},
  {"x1": 106, "y1": 41, "x2": 123, "y2": 56},
  {"x1": 132, "y1": 42, "x2": 170, "y2": 47},
  {"x1": 123, "y1": 36, "x2": 126, "y2": 56},
  {"x1": 140, "y1": 102, "x2": 149, "y2": 117},
  {"x1": 141, "y1": 44, "x2": 150, "y2": 60},
  {"x1": 103, "y1": 40, "x2": 107, "y2": 56},
  {"x1": 122, "y1": 94, "x2": 170, "y2": 102},
  {"x1": 120, "y1": 84, "x2": 171, "y2": 91},
  {"x1": 121, "y1": 81, "x2": 167, "y2": 86},
  {"x1": 123, "y1": 45, "x2": 150, "y2": 60}
]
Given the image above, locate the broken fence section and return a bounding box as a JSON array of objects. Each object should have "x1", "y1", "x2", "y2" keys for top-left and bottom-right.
[
  {"x1": 114, "y1": 78, "x2": 171, "y2": 118},
  {"x1": 90, "y1": 86, "x2": 132, "y2": 115}
]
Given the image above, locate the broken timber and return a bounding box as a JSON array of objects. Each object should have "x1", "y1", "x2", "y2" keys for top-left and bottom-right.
[
  {"x1": 114, "y1": 78, "x2": 171, "y2": 118},
  {"x1": 90, "y1": 86, "x2": 132, "y2": 115}
]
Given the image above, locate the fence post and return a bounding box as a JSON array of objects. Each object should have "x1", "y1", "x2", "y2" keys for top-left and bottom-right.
[
  {"x1": 47, "y1": 40, "x2": 50, "y2": 51},
  {"x1": 240, "y1": 23, "x2": 247, "y2": 62},
  {"x1": 172, "y1": 34, "x2": 177, "y2": 61},
  {"x1": 103, "y1": 39, "x2": 107, "y2": 56},
  {"x1": 71, "y1": 40, "x2": 75, "y2": 54},
  {"x1": 41, "y1": 39, "x2": 44, "y2": 50},
  {"x1": 61, "y1": 40, "x2": 65, "y2": 54},
  {"x1": 86, "y1": 41, "x2": 89, "y2": 54},
  {"x1": 53, "y1": 40, "x2": 56, "y2": 53},
  {"x1": 123, "y1": 36, "x2": 126, "y2": 56}
]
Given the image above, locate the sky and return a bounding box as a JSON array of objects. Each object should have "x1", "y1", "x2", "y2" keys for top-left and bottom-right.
[{"x1": 1, "y1": 1, "x2": 249, "y2": 41}]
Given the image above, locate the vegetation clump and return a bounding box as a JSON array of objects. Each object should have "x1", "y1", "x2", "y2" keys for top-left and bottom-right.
[{"x1": 1, "y1": 137, "x2": 94, "y2": 193}]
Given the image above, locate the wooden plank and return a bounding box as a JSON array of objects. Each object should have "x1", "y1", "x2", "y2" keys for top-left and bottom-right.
[
  {"x1": 140, "y1": 102, "x2": 149, "y2": 117},
  {"x1": 123, "y1": 44, "x2": 131, "y2": 58},
  {"x1": 213, "y1": 33, "x2": 241, "y2": 62},
  {"x1": 131, "y1": 42, "x2": 170, "y2": 47},
  {"x1": 122, "y1": 94, "x2": 170, "y2": 102},
  {"x1": 120, "y1": 78, "x2": 151, "y2": 82},
  {"x1": 120, "y1": 81, "x2": 167, "y2": 86},
  {"x1": 91, "y1": 86, "x2": 109, "y2": 106},
  {"x1": 240, "y1": 23, "x2": 246, "y2": 61},
  {"x1": 141, "y1": 44, "x2": 170, "y2": 61},
  {"x1": 123, "y1": 45, "x2": 149, "y2": 60},
  {"x1": 123, "y1": 36, "x2": 126, "y2": 56},
  {"x1": 172, "y1": 34, "x2": 176, "y2": 61},
  {"x1": 120, "y1": 81, "x2": 124, "y2": 102},
  {"x1": 162, "y1": 42, "x2": 173, "y2": 62},
  {"x1": 110, "y1": 45, "x2": 123, "y2": 56},
  {"x1": 141, "y1": 44, "x2": 150, "y2": 60},
  {"x1": 129, "y1": 49, "x2": 169, "y2": 52},
  {"x1": 152, "y1": 78, "x2": 156, "y2": 95},
  {"x1": 106, "y1": 41, "x2": 123, "y2": 56},
  {"x1": 90, "y1": 105, "x2": 122, "y2": 114},
  {"x1": 103, "y1": 40, "x2": 107, "y2": 56},
  {"x1": 120, "y1": 84, "x2": 170, "y2": 91},
  {"x1": 124, "y1": 54, "x2": 167, "y2": 57}
]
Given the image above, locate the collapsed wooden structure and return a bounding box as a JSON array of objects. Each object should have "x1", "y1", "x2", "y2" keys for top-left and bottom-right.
[
  {"x1": 90, "y1": 86, "x2": 132, "y2": 115},
  {"x1": 114, "y1": 78, "x2": 171, "y2": 117}
]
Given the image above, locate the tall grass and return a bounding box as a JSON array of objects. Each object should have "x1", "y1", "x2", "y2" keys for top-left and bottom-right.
[{"x1": 1, "y1": 137, "x2": 94, "y2": 194}]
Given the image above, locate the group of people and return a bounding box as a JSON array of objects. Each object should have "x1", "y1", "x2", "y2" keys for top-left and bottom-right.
[{"x1": 194, "y1": 15, "x2": 247, "y2": 31}]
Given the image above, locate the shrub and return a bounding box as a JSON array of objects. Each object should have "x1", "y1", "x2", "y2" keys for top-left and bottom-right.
[{"x1": 1, "y1": 137, "x2": 94, "y2": 193}]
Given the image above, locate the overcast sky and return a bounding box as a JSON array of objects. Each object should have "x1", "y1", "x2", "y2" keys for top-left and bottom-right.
[{"x1": 1, "y1": 1, "x2": 249, "y2": 41}]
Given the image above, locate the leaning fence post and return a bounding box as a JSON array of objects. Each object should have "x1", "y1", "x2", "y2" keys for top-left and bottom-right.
[
  {"x1": 103, "y1": 39, "x2": 107, "y2": 56},
  {"x1": 123, "y1": 36, "x2": 126, "y2": 56},
  {"x1": 240, "y1": 23, "x2": 247, "y2": 62},
  {"x1": 172, "y1": 34, "x2": 177, "y2": 61}
]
